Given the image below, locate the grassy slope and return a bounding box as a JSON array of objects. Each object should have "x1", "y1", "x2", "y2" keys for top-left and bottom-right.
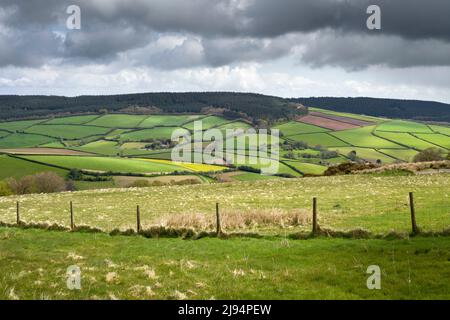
[
  {"x1": 0, "y1": 174, "x2": 448, "y2": 234},
  {"x1": 139, "y1": 115, "x2": 202, "y2": 127},
  {"x1": 331, "y1": 126, "x2": 404, "y2": 149},
  {"x1": 0, "y1": 120, "x2": 45, "y2": 132},
  {"x1": 87, "y1": 115, "x2": 148, "y2": 128},
  {"x1": 45, "y1": 115, "x2": 100, "y2": 125},
  {"x1": 376, "y1": 120, "x2": 433, "y2": 133},
  {"x1": 120, "y1": 127, "x2": 189, "y2": 141},
  {"x1": 0, "y1": 155, "x2": 67, "y2": 179},
  {"x1": 25, "y1": 125, "x2": 111, "y2": 140},
  {"x1": 375, "y1": 132, "x2": 446, "y2": 151},
  {"x1": 287, "y1": 133, "x2": 349, "y2": 147},
  {"x1": 274, "y1": 121, "x2": 329, "y2": 136},
  {"x1": 0, "y1": 228, "x2": 449, "y2": 300},
  {"x1": 0, "y1": 134, "x2": 55, "y2": 148},
  {"x1": 20, "y1": 156, "x2": 188, "y2": 174}
]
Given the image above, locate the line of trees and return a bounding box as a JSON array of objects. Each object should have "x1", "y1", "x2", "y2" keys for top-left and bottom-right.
[{"x1": 0, "y1": 92, "x2": 304, "y2": 124}]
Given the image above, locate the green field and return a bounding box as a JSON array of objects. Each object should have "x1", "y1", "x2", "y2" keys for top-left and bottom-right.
[
  {"x1": 376, "y1": 120, "x2": 433, "y2": 133},
  {"x1": 216, "y1": 121, "x2": 253, "y2": 131},
  {"x1": 87, "y1": 115, "x2": 148, "y2": 128},
  {"x1": 378, "y1": 149, "x2": 419, "y2": 162},
  {"x1": 414, "y1": 133, "x2": 450, "y2": 149},
  {"x1": 430, "y1": 125, "x2": 450, "y2": 136},
  {"x1": 20, "y1": 156, "x2": 191, "y2": 174},
  {"x1": 332, "y1": 147, "x2": 396, "y2": 164},
  {"x1": 283, "y1": 161, "x2": 328, "y2": 175},
  {"x1": 375, "y1": 131, "x2": 446, "y2": 151},
  {"x1": 0, "y1": 155, "x2": 67, "y2": 179},
  {"x1": 184, "y1": 116, "x2": 230, "y2": 130},
  {"x1": 288, "y1": 133, "x2": 349, "y2": 147},
  {"x1": 25, "y1": 125, "x2": 111, "y2": 140},
  {"x1": 120, "y1": 127, "x2": 189, "y2": 141},
  {"x1": 274, "y1": 121, "x2": 328, "y2": 136},
  {"x1": 75, "y1": 140, "x2": 120, "y2": 156},
  {"x1": 0, "y1": 228, "x2": 448, "y2": 300},
  {"x1": 309, "y1": 108, "x2": 385, "y2": 122},
  {"x1": 331, "y1": 126, "x2": 404, "y2": 149},
  {"x1": 45, "y1": 115, "x2": 100, "y2": 125},
  {"x1": 0, "y1": 134, "x2": 55, "y2": 148},
  {"x1": 139, "y1": 115, "x2": 201, "y2": 128},
  {"x1": 0, "y1": 120, "x2": 45, "y2": 132}
]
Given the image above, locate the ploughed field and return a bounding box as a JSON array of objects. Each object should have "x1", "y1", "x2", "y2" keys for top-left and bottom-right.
[{"x1": 0, "y1": 110, "x2": 449, "y2": 186}]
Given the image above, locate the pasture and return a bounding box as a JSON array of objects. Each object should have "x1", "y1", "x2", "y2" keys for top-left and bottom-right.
[
  {"x1": 0, "y1": 155, "x2": 67, "y2": 179},
  {"x1": 0, "y1": 228, "x2": 448, "y2": 300},
  {"x1": 331, "y1": 126, "x2": 404, "y2": 149},
  {"x1": 87, "y1": 115, "x2": 148, "y2": 128},
  {"x1": 20, "y1": 156, "x2": 188, "y2": 174},
  {"x1": 0, "y1": 174, "x2": 448, "y2": 234},
  {"x1": 274, "y1": 121, "x2": 328, "y2": 136},
  {"x1": 375, "y1": 132, "x2": 446, "y2": 151},
  {"x1": 0, "y1": 134, "x2": 55, "y2": 148},
  {"x1": 287, "y1": 133, "x2": 349, "y2": 147},
  {"x1": 25, "y1": 125, "x2": 111, "y2": 140}
]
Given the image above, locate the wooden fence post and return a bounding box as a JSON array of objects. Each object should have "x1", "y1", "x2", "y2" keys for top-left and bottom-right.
[
  {"x1": 70, "y1": 201, "x2": 74, "y2": 231},
  {"x1": 216, "y1": 202, "x2": 222, "y2": 236},
  {"x1": 16, "y1": 201, "x2": 20, "y2": 224},
  {"x1": 409, "y1": 192, "x2": 419, "y2": 234},
  {"x1": 312, "y1": 197, "x2": 318, "y2": 234},
  {"x1": 136, "y1": 205, "x2": 141, "y2": 233}
]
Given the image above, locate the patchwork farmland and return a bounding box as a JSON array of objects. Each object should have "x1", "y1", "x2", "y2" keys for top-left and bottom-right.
[
  {"x1": 0, "y1": 109, "x2": 449, "y2": 186},
  {"x1": 0, "y1": 108, "x2": 449, "y2": 301}
]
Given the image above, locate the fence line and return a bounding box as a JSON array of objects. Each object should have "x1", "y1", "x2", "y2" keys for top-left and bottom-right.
[{"x1": 3, "y1": 191, "x2": 447, "y2": 239}]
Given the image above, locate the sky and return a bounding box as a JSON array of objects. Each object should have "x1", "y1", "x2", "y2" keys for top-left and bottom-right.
[{"x1": 1, "y1": 0, "x2": 450, "y2": 103}]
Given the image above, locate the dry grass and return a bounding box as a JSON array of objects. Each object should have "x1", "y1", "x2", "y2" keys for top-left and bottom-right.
[{"x1": 158, "y1": 208, "x2": 311, "y2": 231}]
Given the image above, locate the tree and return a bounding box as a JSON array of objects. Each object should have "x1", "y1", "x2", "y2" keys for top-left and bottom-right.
[{"x1": 413, "y1": 148, "x2": 444, "y2": 163}]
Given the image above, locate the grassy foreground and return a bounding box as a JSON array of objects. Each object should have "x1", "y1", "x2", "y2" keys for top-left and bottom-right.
[{"x1": 0, "y1": 227, "x2": 449, "y2": 300}]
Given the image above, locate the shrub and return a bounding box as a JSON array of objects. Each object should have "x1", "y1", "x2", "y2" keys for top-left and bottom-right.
[
  {"x1": 6, "y1": 176, "x2": 36, "y2": 195},
  {"x1": 413, "y1": 148, "x2": 444, "y2": 162},
  {"x1": 0, "y1": 181, "x2": 13, "y2": 196},
  {"x1": 34, "y1": 172, "x2": 66, "y2": 193}
]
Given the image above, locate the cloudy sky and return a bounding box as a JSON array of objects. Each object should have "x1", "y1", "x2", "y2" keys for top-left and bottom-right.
[{"x1": 1, "y1": 0, "x2": 450, "y2": 102}]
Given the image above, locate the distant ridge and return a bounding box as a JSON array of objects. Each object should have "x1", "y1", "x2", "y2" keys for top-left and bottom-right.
[
  {"x1": 0, "y1": 92, "x2": 449, "y2": 123},
  {"x1": 291, "y1": 97, "x2": 450, "y2": 123}
]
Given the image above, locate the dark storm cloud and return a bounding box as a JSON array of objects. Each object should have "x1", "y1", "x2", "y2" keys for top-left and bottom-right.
[{"x1": 1, "y1": 0, "x2": 450, "y2": 69}]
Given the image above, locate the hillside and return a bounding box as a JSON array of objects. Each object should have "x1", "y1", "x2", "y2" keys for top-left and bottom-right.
[
  {"x1": 0, "y1": 92, "x2": 300, "y2": 123},
  {"x1": 0, "y1": 111, "x2": 449, "y2": 191},
  {"x1": 292, "y1": 97, "x2": 450, "y2": 122},
  {"x1": 2, "y1": 93, "x2": 450, "y2": 123}
]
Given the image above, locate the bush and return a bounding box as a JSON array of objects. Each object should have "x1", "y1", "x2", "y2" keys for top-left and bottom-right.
[
  {"x1": 0, "y1": 181, "x2": 13, "y2": 196},
  {"x1": 413, "y1": 148, "x2": 444, "y2": 163},
  {"x1": 6, "y1": 176, "x2": 36, "y2": 195},
  {"x1": 6, "y1": 172, "x2": 68, "y2": 195},
  {"x1": 34, "y1": 172, "x2": 66, "y2": 193}
]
